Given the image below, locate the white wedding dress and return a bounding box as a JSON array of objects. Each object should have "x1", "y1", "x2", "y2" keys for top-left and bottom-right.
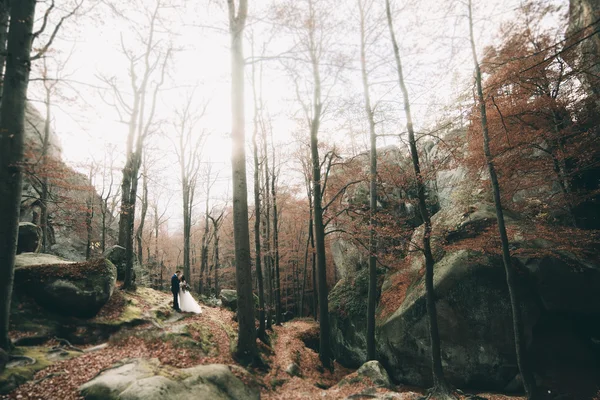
[{"x1": 179, "y1": 289, "x2": 202, "y2": 314}]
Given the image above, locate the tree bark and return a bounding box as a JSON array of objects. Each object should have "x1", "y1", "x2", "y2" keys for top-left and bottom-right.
[
  {"x1": 211, "y1": 216, "x2": 221, "y2": 297},
  {"x1": 199, "y1": 184, "x2": 210, "y2": 294},
  {"x1": 358, "y1": 0, "x2": 378, "y2": 362},
  {"x1": 227, "y1": 0, "x2": 256, "y2": 363},
  {"x1": 40, "y1": 82, "x2": 52, "y2": 252},
  {"x1": 262, "y1": 116, "x2": 273, "y2": 330},
  {"x1": 306, "y1": 0, "x2": 331, "y2": 367},
  {"x1": 136, "y1": 168, "x2": 148, "y2": 266},
  {"x1": 468, "y1": 1, "x2": 538, "y2": 398},
  {"x1": 385, "y1": 0, "x2": 453, "y2": 395},
  {"x1": 252, "y1": 68, "x2": 267, "y2": 339},
  {"x1": 271, "y1": 142, "x2": 282, "y2": 325},
  {"x1": 86, "y1": 167, "x2": 94, "y2": 260},
  {"x1": 0, "y1": 0, "x2": 36, "y2": 351}
]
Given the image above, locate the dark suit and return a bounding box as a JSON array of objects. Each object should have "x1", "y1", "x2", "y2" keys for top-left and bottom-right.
[{"x1": 171, "y1": 274, "x2": 180, "y2": 310}]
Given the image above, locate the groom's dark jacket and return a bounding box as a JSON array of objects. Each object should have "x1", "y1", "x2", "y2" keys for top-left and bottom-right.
[{"x1": 171, "y1": 274, "x2": 180, "y2": 293}]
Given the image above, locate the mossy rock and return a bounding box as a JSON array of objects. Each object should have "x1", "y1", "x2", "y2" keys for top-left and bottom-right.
[
  {"x1": 0, "y1": 346, "x2": 78, "y2": 394},
  {"x1": 14, "y1": 254, "x2": 117, "y2": 318},
  {"x1": 218, "y1": 289, "x2": 259, "y2": 313},
  {"x1": 328, "y1": 266, "x2": 385, "y2": 368},
  {"x1": 79, "y1": 359, "x2": 260, "y2": 400}
]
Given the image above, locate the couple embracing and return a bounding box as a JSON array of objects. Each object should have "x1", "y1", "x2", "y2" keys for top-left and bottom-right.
[{"x1": 171, "y1": 270, "x2": 202, "y2": 314}]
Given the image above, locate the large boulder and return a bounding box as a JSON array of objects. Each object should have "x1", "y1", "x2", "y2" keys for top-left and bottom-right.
[
  {"x1": 329, "y1": 268, "x2": 369, "y2": 367},
  {"x1": 17, "y1": 222, "x2": 42, "y2": 254},
  {"x1": 14, "y1": 253, "x2": 117, "y2": 318},
  {"x1": 330, "y1": 202, "x2": 600, "y2": 390},
  {"x1": 103, "y1": 245, "x2": 147, "y2": 285},
  {"x1": 377, "y1": 249, "x2": 539, "y2": 389},
  {"x1": 79, "y1": 358, "x2": 259, "y2": 400},
  {"x1": 356, "y1": 360, "x2": 392, "y2": 388}
]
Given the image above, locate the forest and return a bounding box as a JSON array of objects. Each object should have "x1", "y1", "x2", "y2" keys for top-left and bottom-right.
[{"x1": 0, "y1": 0, "x2": 599, "y2": 399}]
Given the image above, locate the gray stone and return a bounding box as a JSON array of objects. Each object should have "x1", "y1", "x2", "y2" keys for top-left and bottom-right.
[
  {"x1": 285, "y1": 362, "x2": 301, "y2": 377},
  {"x1": 79, "y1": 358, "x2": 259, "y2": 400},
  {"x1": 17, "y1": 222, "x2": 42, "y2": 254},
  {"x1": 328, "y1": 268, "x2": 369, "y2": 368},
  {"x1": 219, "y1": 289, "x2": 238, "y2": 311},
  {"x1": 357, "y1": 361, "x2": 392, "y2": 388},
  {"x1": 14, "y1": 253, "x2": 117, "y2": 318},
  {"x1": 377, "y1": 249, "x2": 539, "y2": 389}
]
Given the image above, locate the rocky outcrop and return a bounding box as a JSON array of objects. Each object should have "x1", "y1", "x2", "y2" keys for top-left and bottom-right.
[
  {"x1": 14, "y1": 253, "x2": 117, "y2": 318},
  {"x1": 565, "y1": 0, "x2": 600, "y2": 99},
  {"x1": 331, "y1": 201, "x2": 600, "y2": 390},
  {"x1": 79, "y1": 358, "x2": 260, "y2": 400},
  {"x1": 17, "y1": 222, "x2": 42, "y2": 254},
  {"x1": 329, "y1": 267, "x2": 369, "y2": 367},
  {"x1": 20, "y1": 103, "x2": 116, "y2": 261}
]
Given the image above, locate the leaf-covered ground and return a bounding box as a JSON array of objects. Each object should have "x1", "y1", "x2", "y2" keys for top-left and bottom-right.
[{"x1": 2, "y1": 287, "x2": 598, "y2": 400}]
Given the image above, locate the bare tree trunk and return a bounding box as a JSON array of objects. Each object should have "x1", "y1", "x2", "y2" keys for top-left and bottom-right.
[
  {"x1": 306, "y1": 0, "x2": 331, "y2": 366},
  {"x1": 39, "y1": 76, "x2": 53, "y2": 252},
  {"x1": 199, "y1": 185, "x2": 210, "y2": 294},
  {"x1": 385, "y1": 0, "x2": 453, "y2": 395},
  {"x1": 0, "y1": 0, "x2": 36, "y2": 351},
  {"x1": 252, "y1": 60, "x2": 267, "y2": 339},
  {"x1": 227, "y1": 0, "x2": 256, "y2": 363},
  {"x1": 123, "y1": 151, "x2": 142, "y2": 289},
  {"x1": 311, "y1": 218, "x2": 317, "y2": 320},
  {"x1": 214, "y1": 232, "x2": 220, "y2": 296},
  {"x1": 262, "y1": 120, "x2": 273, "y2": 330},
  {"x1": 86, "y1": 167, "x2": 95, "y2": 260},
  {"x1": 300, "y1": 220, "x2": 310, "y2": 316},
  {"x1": 468, "y1": 2, "x2": 537, "y2": 398},
  {"x1": 358, "y1": 0, "x2": 378, "y2": 362},
  {"x1": 136, "y1": 167, "x2": 148, "y2": 266},
  {"x1": 271, "y1": 143, "x2": 282, "y2": 325}
]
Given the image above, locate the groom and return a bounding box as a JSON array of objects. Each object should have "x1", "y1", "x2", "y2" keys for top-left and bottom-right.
[{"x1": 171, "y1": 270, "x2": 182, "y2": 312}]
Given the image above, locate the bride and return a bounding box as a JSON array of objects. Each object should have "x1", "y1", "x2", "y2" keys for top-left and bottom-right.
[{"x1": 178, "y1": 275, "x2": 202, "y2": 314}]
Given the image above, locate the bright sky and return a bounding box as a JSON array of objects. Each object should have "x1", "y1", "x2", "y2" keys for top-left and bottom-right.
[{"x1": 26, "y1": 0, "x2": 567, "y2": 231}]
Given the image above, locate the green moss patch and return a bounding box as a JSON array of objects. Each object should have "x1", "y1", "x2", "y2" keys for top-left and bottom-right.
[{"x1": 0, "y1": 346, "x2": 79, "y2": 394}]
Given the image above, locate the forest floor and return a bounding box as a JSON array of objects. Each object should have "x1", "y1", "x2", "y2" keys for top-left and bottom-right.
[{"x1": 0, "y1": 287, "x2": 590, "y2": 400}]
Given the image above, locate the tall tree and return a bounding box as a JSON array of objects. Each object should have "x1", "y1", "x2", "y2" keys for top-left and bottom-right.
[
  {"x1": 173, "y1": 93, "x2": 206, "y2": 290},
  {"x1": 271, "y1": 135, "x2": 282, "y2": 325},
  {"x1": 467, "y1": 1, "x2": 538, "y2": 398},
  {"x1": 261, "y1": 107, "x2": 274, "y2": 330},
  {"x1": 104, "y1": 0, "x2": 171, "y2": 289},
  {"x1": 385, "y1": 0, "x2": 454, "y2": 397},
  {"x1": 136, "y1": 156, "x2": 149, "y2": 266},
  {"x1": 98, "y1": 144, "x2": 119, "y2": 253},
  {"x1": 0, "y1": 0, "x2": 37, "y2": 351},
  {"x1": 358, "y1": 0, "x2": 378, "y2": 362},
  {"x1": 227, "y1": 0, "x2": 257, "y2": 363},
  {"x1": 251, "y1": 44, "x2": 267, "y2": 340},
  {"x1": 85, "y1": 164, "x2": 96, "y2": 260}
]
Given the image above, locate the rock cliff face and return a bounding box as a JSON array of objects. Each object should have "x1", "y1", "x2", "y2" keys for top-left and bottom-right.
[
  {"x1": 20, "y1": 104, "x2": 115, "y2": 261},
  {"x1": 328, "y1": 129, "x2": 600, "y2": 390},
  {"x1": 566, "y1": 0, "x2": 600, "y2": 99}
]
